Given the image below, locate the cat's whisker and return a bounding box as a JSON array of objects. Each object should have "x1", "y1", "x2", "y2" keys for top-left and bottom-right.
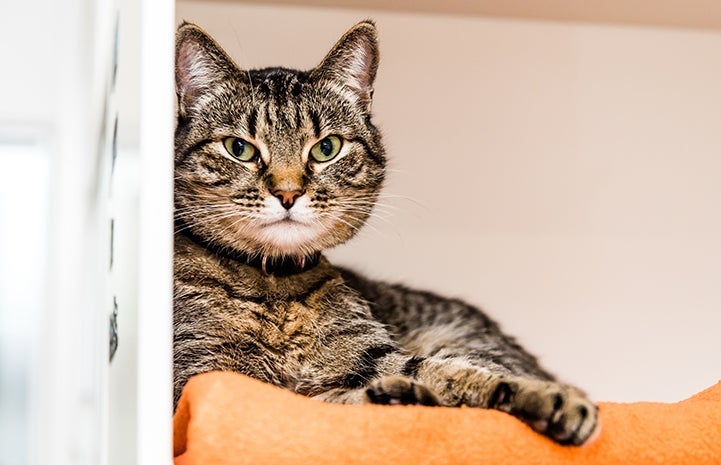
[
  {"x1": 322, "y1": 213, "x2": 362, "y2": 234},
  {"x1": 333, "y1": 204, "x2": 404, "y2": 238},
  {"x1": 341, "y1": 197, "x2": 407, "y2": 213},
  {"x1": 174, "y1": 204, "x2": 237, "y2": 215},
  {"x1": 337, "y1": 208, "x2": 392, "y2": 227},
  {"x1": 211, "y1": 215, "x2": 253, "y2": 246},
  {"x1": 340, "y1": 198, "x2": 398, "y2": 209},
  {"x1": 336, "y1": 202, "x2": 392, "y2": 216},
  {"x1": 174, "y1": 204, "x2": 261, "y2": 235},
  {"x1": 174, "y1": 212, "x2": 247, "y2": 235},
  {"x1": 175, "y1": 208, "x2": 250, "y2": 224},
  {"x1": 338, "y1": 202, "x2": 396, "y2": 216},
  {"x1": 323, "y1": 210, "x2": 389, "y2": 240},
  {"x1": 376, "y1": 192, "x2": 428, "y2": 208}
]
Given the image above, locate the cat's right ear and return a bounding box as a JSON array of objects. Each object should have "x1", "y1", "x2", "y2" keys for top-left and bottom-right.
[{"x1": 175, "y1": 22, "x2": 240, "y2": 118}]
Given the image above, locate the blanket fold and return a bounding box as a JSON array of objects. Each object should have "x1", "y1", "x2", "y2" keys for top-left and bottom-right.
[{"x1": 173, "y1": 372, "x2": 721, "y2": 465}]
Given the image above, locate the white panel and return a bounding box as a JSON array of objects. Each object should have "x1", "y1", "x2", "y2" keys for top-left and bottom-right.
[
  {"x1": 108, "y1": 1, "x2": 141, "y2": 464},
  {"x1": 137, "y1": 0, "x2": 175, "y2": 463},
  {"x1": 38, "y1": 0, "x2": 113, "y2": 461}
]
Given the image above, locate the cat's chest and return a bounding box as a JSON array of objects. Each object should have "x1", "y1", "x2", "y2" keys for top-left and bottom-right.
[{"x1": 243, "y1": 299, "x2": 322, "y2": 352}]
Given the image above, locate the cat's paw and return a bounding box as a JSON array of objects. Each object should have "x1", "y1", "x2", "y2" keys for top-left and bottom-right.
[
  {"x1": 490, "y1": 379, "x2": 599, "y2": 446},
  {"x1": 365, "y1": 375, "x2": 441, "y2": 406}
]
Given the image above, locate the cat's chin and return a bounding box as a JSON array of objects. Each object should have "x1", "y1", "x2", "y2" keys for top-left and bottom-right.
[{"x1": 255, "y1": 220, "x2": 325, "y2": 256}]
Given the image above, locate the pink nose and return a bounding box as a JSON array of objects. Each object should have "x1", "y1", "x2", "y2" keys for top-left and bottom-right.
[{"x1": 272, "y1": 189, "x2": 304, "y2": 210}]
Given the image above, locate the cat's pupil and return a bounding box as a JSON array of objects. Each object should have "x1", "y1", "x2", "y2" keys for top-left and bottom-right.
[
  {"x1": 319, "y1": 138, "x2": 333, "y2": 156},
  {"x1": 232, "y1": 139, "x2": 245, "y2": 156}
]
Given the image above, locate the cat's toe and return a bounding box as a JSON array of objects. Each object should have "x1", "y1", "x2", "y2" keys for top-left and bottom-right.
[
  {"x1": 543, "y1": 389, "x2": 599, "y2": 445},
  {"x1": 503, "y1": 380, "x2": 600, "y2": 446},
  {"x1": 530, "y1": 388, "x2": 598, "y2": 446},
  {"x1": 365, "y1": 375, "x2": 440, "y2": 406}
]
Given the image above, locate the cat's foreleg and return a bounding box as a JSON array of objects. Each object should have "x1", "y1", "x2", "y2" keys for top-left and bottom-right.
[
  {"x1": 411, "y1": 357, "x2": 599, "y2": 445},
  {"x1": 311, "y1": 353, "x2": 597, "y2": 445},
  {"x1": 311, "y1": 375, "x2": 440, "y2": 406}
]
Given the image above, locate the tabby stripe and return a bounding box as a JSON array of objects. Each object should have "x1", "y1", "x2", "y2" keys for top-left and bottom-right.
[
  {"x1": 342, "y1": 159, "x2": 363, "y2": 179},
  {"x1": 299, "y1": 278, "x2": 332, "y2": 303},
  {"x1": 198, "y1": 159, "x2": 231, "y2": 184},
  {"x1": 174, "y1": 332, "x2": 214, "y2": 342},
  {"x1": 175, "y1": 289, "x2": 215, "y2": 302},
  {"x1": 264, "y1": 105, "x2": 274, "y2": 127},
  {"x1": 197, "y1": 177, "x2": 232, "y2": 187},
  {"x1": 194, "y1": 276, "x2": 266, "y2": 304},
  {"x1": 341, "y1": 344, "x2": 397, "y2": 389},
  {"x1": 247, "y1": 108, "x2": 258, "y2": 139},
  {"x1": 426, "y1": 346, "x2": 452, "y2": 358},
  {"x1": 215, "y1": 340, "x2": 264, "y2": 358},
  {"x1": 331, "y1": 324, "x2": 382, "y2": 340},
  {"x1": 349, "y1": 136, "x2": 383, "y2": 165},
  {"x1": 177, "y1": 139, "x2": 214, "y2": 165},
  {"x1": 270, "y1": 78, "x2": 284, "y2": 101},
  {"x1": 401, "y1": 356, "x2": 425, "y2": 378},
  {"x1": 293, "y1": 105, "x2": 302, "y2": 129},
  {"x1": 310, "y1": 110, "x2": 321, "y2": 138},
  {"x1": 248, "y1": 307, "x2": 273, "y2": 324},
  {"x1": 258, "y1": 81, "x2": 270, "y2": 96}
]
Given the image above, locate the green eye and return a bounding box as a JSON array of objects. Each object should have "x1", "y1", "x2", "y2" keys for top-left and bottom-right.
[
  {"x1": 223, "y1": 137, "x2": 257, "y2": 162},
  {"x1": 310, "y1": 136, "x2": 342, "y2": 162}
]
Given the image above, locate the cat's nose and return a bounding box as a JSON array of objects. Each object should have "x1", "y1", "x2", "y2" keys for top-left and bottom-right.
[{"x1": 272, "y1": 189, "x2": 305, "y2": 210}]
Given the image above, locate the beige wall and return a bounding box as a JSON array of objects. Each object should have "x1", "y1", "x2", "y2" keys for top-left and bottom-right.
[{"x1": 176, "y1": 1, "x2": 721, "y2": 402}]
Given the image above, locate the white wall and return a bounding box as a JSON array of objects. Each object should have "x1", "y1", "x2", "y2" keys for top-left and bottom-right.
[{"x1": 176, "y1": 1, "x2": 721, "y2": 402}]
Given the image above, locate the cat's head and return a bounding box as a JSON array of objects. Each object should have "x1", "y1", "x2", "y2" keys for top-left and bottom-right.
[{"x1": 174, "y1": 21, "x2": 385, "y2": 260}]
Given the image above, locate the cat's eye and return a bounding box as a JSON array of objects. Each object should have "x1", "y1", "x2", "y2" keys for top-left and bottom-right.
[
  {"x1": 223, "y1": 137, "x2": 258, "y2": 162},
  {"x1": 310, "y1": 136, "x2": 342, "y2": 163}
]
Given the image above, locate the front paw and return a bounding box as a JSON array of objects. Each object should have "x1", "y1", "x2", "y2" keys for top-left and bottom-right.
[
  {"x1": 491, "y1": 379, "x2": 599, "y2": 446},
  {"x1": 365, "y1": 375, "x2": 441, "y2": 406}
]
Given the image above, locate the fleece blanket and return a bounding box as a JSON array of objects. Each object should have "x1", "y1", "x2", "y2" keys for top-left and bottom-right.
[{"x1": 173, "y1": 371, "x2": 721, "y2": 465}]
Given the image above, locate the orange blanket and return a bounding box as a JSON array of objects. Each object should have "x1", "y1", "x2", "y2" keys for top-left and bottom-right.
[{"x1": 173, "y1": 372, "x2": 721, "y2": 465}]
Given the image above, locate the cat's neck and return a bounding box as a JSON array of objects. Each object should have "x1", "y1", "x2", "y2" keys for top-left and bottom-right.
[{"x1": 175, "y1": 220, "x2": 321, "y2": 277}]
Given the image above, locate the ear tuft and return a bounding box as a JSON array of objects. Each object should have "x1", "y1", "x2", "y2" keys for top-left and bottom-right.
[{"x1": 311, "y1": 21, "x2": 379, "y2": 109}]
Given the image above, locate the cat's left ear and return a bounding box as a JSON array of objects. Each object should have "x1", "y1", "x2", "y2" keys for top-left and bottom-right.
[{"x1": 311, "y1": 20, "x2": 379, "y2": 111}]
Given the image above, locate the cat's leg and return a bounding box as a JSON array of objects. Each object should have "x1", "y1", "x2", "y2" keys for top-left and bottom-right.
[
  {"x1": 339, "y1": 269, "x2": 599, "y2": 445},
  {"x1": 312, "y1": 375, "x2": 440, "y2": 406},
  {"x1": 173, "y1": 331, "x2": 281, "y2": 410},
  {"x1": 311, "y1": 353, "x2": 596, "y2": 445},
  {"x1": 339, "y1": 268, "x2": 554, "y2": 379},
  {"x1": 409, "y1": 358, "x2": 598, "y2": 445}
]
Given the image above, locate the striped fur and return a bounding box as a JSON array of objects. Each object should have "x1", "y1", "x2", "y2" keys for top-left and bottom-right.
[{"x1": 173, "y1": 21, "x2": 598, "y2": 445}]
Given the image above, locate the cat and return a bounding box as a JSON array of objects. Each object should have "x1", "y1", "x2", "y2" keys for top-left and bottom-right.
[{"x1": 173, "y1": 20, "x2": 599, "y2": 446}]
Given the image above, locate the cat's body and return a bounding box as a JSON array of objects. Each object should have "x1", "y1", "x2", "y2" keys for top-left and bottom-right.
[{"x1": 173, "y1": 21, "x2": 599, "y2": 445}]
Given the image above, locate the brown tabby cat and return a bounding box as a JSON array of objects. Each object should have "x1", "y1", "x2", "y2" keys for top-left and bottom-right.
[{"x1": 173, "y1": 20, "x2": 599, "y2": 445}]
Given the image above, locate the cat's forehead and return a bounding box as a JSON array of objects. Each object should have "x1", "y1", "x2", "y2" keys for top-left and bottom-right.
[
  {"x1": 228, "y1": 71, "x2": 303, "y2": 143},
  {"x1": 246, "y1": 67, "x2": 310, "y2": 101},
  {"x1": 234, "y1": 66, "x2": 357, "y2": 139}
]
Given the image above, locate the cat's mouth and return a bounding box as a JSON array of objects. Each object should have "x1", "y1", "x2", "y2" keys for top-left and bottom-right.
[
  {"x1": 263, "y1": 208, "x2": 314, "y2": 226},
  {"x1": 271, "y1": 218, "x2": 303, "y2": 228},
  {"x1": 259, "y1": 209, "x2": 317, "y2": 231},
  {"x1": 262, "y1": 215, "x2": 305, "y2": 227},
  {"x1": 254, "y1": 217, "x2": 322, "y2": 255}
]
